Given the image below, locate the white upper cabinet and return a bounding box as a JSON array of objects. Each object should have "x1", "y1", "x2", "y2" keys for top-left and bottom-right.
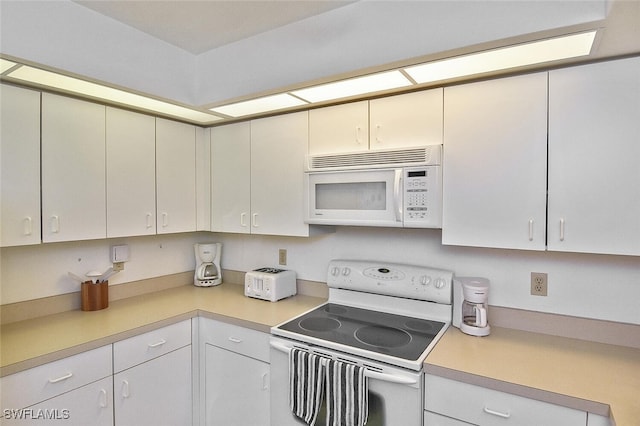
[
  {"x1": 309, "y1": 90, "x2": 444, "y2": 155},
  {"x1": 548, "y1": 57, "x2": 640, "y2": 256},
  {"x1": 442, "y1": 73, "x2": 548, "y2": 250},
  {"x1": 106, "y1": 107, "x2": 156, "y2": 238},
  {"x1": 212, "y1": 113, "x2": 321, "y2": 237},
  {"x1": 251, "y1": 111, "x2": 310, "y2": 236},
  {"x1": 155, "y1": 118, "x2": 197, "y2": 234},
  {"x1": 369, "y1": 88, "x2": 443, "y2": 150},
  {"x1": 42, "y1": 93, "x2": 106, "y2": 242},
  {"x1": 196, "y1": 127, "x2": 212, "y2": 231},
  {"x1": 0, "y1": 84, "x2": 41, "y2": 247},
  {"x1": 309, "y1": 101, "x2": 369, "y2": 155},
  {"x1": 211, "y1": 122, "x2": 251, "y2": 234}
]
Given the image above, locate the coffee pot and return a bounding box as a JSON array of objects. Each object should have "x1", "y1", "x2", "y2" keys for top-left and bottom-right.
[
  {"x1": 453, "y1": 277, "x2": 491, "y2": 336},
  {"x1": 194, "y1": 243, "x2": 222, "y2": 287}
]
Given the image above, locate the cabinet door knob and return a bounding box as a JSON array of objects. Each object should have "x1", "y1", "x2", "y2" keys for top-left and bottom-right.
[
  {"x1": 121, "y1": 380, "x2": 130, "y2": 398},
  {"x1": 50, "y1": 215, "x2": 60, "y2": 234},
  {"x1": 99, "y1": 389, "x2": 108, "y2": 408},
  {"x1": 240, "y1": 212, "x2": 247, "y2": 227},
  {"x1": 23, "y1": 216, "x2": 33, "y2": 236},
  {"x1": 252, "y1": 213, "x2": 259, "y2": 228},
  {"x1": 528, "y1": 219, "x2": 534, "y2": 241},
  {"x1": 146, "y1": 213, "x2": 153, "y2": 229},
  {"x1": 162, "y1": 212, "x2": 169, "y2": 228}
]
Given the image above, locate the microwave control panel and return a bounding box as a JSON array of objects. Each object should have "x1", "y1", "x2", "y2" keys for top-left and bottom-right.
[{"x1": 403, "y1": 166, "x2": 442, "y2": 228}]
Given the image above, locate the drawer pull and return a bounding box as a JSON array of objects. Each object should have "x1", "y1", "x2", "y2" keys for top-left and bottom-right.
[
  {"x1": 48, "y1": 372, "x2": 73, "y2": 383},
  {"x1": 484, "y1": 406, "x2": 511, "y2": 419},
  {"x1": 228, "y1": 337, "x2": 243, "y2": 343},
  {"x1": 148, "y1": 339, "x2": 167, "y2": 348}
]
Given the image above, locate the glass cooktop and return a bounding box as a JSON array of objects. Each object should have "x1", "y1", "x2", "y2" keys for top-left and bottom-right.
[{"x1": 277, "y1": 303, "x2": 446, "y2": 361}]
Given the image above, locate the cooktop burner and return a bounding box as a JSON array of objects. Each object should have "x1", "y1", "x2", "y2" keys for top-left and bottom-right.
[{"x1": 277, "y1": 303, "x2": 446, "y2": 362}]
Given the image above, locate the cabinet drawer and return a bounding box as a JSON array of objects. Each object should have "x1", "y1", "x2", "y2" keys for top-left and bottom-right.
[
  {"x1": 1, "y1": 345, "x2": 112, "y2": 411},
  {"x1": 425, "y1": 374, "x2": 586, "y2": 426},
  {"x1": 113, "y1": 320, "x2": 191, "y2": 372},
  {"x1": 200, "y1": 318, "x2": 270, "y2": 362},
  {"x1": 424, "y1": 411, "x2": 474, "y2": 426}
]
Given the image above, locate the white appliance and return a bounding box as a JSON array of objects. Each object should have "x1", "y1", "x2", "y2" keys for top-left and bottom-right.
[
  {"x1": 270, "y1": 259, "x2": 453, "y2": 426},
  {"x1": 304, "y1": 145, "x2": 442, "y2": 228},
  {"x1": 245, "y1": 267, "x2": 297, "y2": 301},
  {"x1": 194, "y1": 243, "x2": 222, "y2": 287},
  {"x1": 453, "y1": 277, "x2": 491, "y2": 336}
]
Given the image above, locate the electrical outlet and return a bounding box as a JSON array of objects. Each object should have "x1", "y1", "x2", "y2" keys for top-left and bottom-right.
[
  {"x1": 531, "y1": 272, "x2": 548, "y2": 296},
  {"x1": 278, "y1": 249, "x2": 287, "y2": 266}
]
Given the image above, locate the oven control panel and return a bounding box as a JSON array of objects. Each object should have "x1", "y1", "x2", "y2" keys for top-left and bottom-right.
[{"x1": 327, "y1": 260, "x2": 452, "y2": 304}]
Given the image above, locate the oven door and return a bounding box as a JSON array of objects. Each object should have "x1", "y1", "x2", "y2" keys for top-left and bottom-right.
[
  {"x1": 270, "y1": 337, "x2": 423, "y2": 426},
  {"x1": 304, "y1": 168, "x2": 403, "y2": 227}
]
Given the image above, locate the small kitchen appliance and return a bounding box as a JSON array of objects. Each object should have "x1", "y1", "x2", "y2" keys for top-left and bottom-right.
[
  {"x1": 194, "y1": 243, "x2": 222, "y2": 287},
  {"x1": 245, "y1": 267, "x2": 297, "y2": 301},
  {"x1": 453, "y1": 277, "x2": 491, "y2": 336}
]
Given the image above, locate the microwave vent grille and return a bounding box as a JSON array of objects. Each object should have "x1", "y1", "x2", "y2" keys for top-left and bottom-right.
[{"x1": 308, "y1": 146, "x2": 440, "y2": 170}]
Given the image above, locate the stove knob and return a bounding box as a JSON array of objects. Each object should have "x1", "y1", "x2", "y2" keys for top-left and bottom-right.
[
  {"x1": 434, "y1": 278, "x2": 446, "y2": 289},
  {"x1": 421, "y1": 275, "x2": 432, "y2": 286},
  {"x1": 342, "y1": 267, "x2": 351, "y2": 276},
  {"x1": 331, "y1": 267, "x2": 340, "y2": 276}
]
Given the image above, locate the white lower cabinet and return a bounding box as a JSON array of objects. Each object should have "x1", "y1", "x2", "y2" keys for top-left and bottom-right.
[
  {"x1": 22, "y1": 376, "x2": 114, "y2": 426},
  {"x1": 113, "y1": 320, "x2": 192, "y2": 426},
  {"x1": 199, "y1": 318, "x2": 270, "y2": 426},
  {"x1": 424, "y1": 374, "x2": 587, "y2": 426},
  {"x1": 0, "y1": 345, "x2": 112, "y2": 425}
]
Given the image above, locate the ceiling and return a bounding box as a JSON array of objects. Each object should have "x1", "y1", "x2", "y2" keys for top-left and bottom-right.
[{"x1": 74, "y1": 0, "x2": 355, "y2": 54}]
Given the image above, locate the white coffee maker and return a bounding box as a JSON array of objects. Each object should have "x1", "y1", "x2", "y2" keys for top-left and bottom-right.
[
  {"x1": 453, "y1": 277, "x2": 491, "y2": 336},
  {"x1": 194, "y1": 243, "x2": 222, "y2": 287}
]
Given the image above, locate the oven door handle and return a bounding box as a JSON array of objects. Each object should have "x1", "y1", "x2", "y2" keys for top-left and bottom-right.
[{"x1": 269, "y1": 340, "x2": 419, "y2": 386}]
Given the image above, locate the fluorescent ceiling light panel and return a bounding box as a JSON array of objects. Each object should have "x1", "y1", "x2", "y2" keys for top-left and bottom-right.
[
  {"x1": 210, "y1": 93, "x2": 308, "y2": 117},
  {"x1": 292, "y1": 70, "x2": 413, "y2": 103},
  {"x1": 6, "y1": 66, "x2": 222, "y2": 123},
  {"x1": 0, "y1": 59, "x2": 17, "y2": 74},
  {"x1": 405, "y1": 31, "x2": 597, "y2": 84}
]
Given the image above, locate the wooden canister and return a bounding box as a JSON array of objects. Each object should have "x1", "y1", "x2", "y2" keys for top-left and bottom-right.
[{"x1": 81, "y1": 281, "x2": 109, "y2": 311}]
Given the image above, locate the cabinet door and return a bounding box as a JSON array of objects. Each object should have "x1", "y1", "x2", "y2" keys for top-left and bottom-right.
[
  {"x1": 548, "y1": 57, "x2": 640, "y2": 256},
  {"x1": 309, "y1": 101, "x2": 368, "y2": 154},
  {"x1": 5, "y1": 377, "x2": 114, "y2": 426},
  {"x1": 205, "y1": 344, "x2": 269, "y2": 426},
  {"x1": 114, "y1": 346, "x2": 192, "y2": 426},
  {"x1": 211, "y1": 122, "x2": 251, "y2": 234},
  {"x1": 42, "y1": 93, "x2": 106, "y2": 242},
  {"x1": 0, "y1": 84, "x2": 41, "y2": 246},
  {"x1": 251, "y1": 111, "x2": 310, "y2": 236},
  {"x1": 156, "y1": 118, "x2": 197, "y2": 234},
  {"x1": 106, "y1": 107, "x2": 156, "y2": 237},
  {"x1": 196, "y1": 127, "x2": 212, "y2": 231},
  {"x1": 442, "y1": 73, "x2": 547, "y2": 250},
  {"x1": 369, "y1": 89, "x2": 443, "y2": 150}
]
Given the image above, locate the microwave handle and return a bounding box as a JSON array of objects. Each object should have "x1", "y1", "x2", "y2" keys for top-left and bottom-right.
[{"x1": 394, "y1": 169, "x2": 403, "y2": 222}]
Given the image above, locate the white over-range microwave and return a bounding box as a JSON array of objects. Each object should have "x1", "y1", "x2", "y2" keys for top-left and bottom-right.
[{"x1": 304, "y1": 145, "x2": 442, "y2": 228}]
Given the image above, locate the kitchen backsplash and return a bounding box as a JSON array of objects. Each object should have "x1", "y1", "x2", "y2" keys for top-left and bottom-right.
[{"x1": 1, "y1": 228, "x2": 638, "y2": 325}]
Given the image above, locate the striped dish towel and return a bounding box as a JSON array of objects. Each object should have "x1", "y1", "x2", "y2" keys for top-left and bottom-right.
[
  {"x1": 289, "y1": 347, "x2": 326, "y2": 425},
  {"x1": 326, "y1": 358, "x2": 369, "y2": 426}
]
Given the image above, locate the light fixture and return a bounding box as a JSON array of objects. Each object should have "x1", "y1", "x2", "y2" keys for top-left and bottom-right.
[
  {"x1": 404, "y1": 31, "x2": 597, "y2": 84},
  {"x1": 0, "y1": 59, "x2": 17, "y2": 74},
  {"x1": 4, "y1": 65, "x2": 223, "y2": 124},
  {"x1": 209, "y1": 93, "x2": 308, "y2": 117},
  {"x1": 291, "y1": 70, "x2": 412, "y2": 103}
]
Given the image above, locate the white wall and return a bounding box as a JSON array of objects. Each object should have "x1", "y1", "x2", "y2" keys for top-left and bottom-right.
[{"x1": 2, "y1": 228, "x2": 638, "y2": 325}]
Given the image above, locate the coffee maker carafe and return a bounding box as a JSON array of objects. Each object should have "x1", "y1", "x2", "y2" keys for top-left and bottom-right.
[
  {"x1": 194, "y1": 243, "x2": 222, "y2": 287},
  {"x1": 453, "y1": 277, "x2": 491, "y2": 336}
]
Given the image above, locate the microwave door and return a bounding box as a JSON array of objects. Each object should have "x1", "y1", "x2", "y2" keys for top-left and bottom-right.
[{"x1": 306, "y1": 169, "x2": 403, "y2": 227}]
